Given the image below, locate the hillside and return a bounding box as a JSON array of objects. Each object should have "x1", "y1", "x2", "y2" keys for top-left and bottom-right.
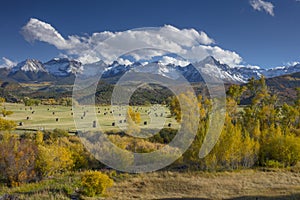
[{"x1": 266, "y1": 72, "x2": 300, "y2": 103}]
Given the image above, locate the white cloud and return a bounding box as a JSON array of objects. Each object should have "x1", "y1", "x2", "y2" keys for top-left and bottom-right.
[
  {"x1": 160, "y1": 56, "x2": 190, "y2": 67},
  {"x1": 21, "y1": 18, "x2": 72, "y2": 49},
  {"x1": 250, "y1": 0, "x2": 275, "y2": 16},
  {"x1": 21, "y1": 18, "x2": 243, "y2": 66},
  {"x1": 117, "y1": 58, "x2": 133, "y2": 66},
  {"x1": 0, "y1": 57, "x2": 17, "y2": 68}
]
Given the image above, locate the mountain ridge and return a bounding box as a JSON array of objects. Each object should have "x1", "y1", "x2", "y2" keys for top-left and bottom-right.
[{"x1": 1, "y1": 56, "x2": 300, "y2": 84}]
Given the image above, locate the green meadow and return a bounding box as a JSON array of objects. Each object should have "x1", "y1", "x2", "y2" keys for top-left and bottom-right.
[{"x1": 4, "y1": 103, "x2": 179, "y2": 132}]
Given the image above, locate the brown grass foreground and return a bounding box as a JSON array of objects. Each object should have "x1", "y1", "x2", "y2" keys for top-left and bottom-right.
[{"x1": 107, "y1": 170, "x2": 300, "y2": 200}]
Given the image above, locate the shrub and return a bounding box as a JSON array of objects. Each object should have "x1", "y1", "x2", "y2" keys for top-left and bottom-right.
[
  {"x1": 80, "y1": 170, "x2": 113, "y2": 197},
  {"x1": 264, "y1": 160, "x2": 285, "y2": 168},
  {"x1": 43, "y1": 129, "x2": 69, "y2": 142}
]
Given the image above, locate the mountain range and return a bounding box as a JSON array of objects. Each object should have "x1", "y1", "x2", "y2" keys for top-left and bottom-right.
[{"x1": 1, "y1": 56, "x2": 300, "y2": 84}]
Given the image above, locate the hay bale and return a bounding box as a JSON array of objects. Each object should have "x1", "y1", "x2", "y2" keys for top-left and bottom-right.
[{"x1": 56, "y1": 118, "x2": 59, "y2": 122}]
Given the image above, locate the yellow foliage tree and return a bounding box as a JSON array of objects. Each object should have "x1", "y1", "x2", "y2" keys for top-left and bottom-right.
[
  {"x1": 36, "y1": 144, "x2": 74, "y2": 177},
  {"x1": 0, "y1": 117, "x2": 16, "y2": 131},
  {"x1": 126, "y1": 107, "x2": 141, "y2": 136},
  {"x1": 0, "y1": 135, "x2": 38, "y2": 187}
]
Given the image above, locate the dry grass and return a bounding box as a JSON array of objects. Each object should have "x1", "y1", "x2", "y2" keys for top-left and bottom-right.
[
  {"x1": 1, "y1": 170, "x2": 299, "y2": 199},
  {"x1": 107, "y1": 170, "x2": 300, "y2": 200}
]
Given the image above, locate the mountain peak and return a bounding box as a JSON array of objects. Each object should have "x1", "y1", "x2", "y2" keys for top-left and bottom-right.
[
  {"x1": 11, "y1": 59, "x2": 46, "y2": 73},
  {"x1": 201, "y1": 56, "x2": 218, "y2": 65},
  {"x1": 44, "y1": 58, "x2": 83, "y2": 76}
]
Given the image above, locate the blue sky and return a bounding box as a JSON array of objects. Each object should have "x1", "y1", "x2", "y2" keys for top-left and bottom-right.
[{"x1": 0, "y1": 0, "x2": 300, "y2": 69}]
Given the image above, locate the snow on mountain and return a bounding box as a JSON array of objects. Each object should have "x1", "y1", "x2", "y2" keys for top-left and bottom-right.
[
  {"x1": 178, "y1": 56, "x2": 261, "y2": 83},
  {"x1": 262, "y1": 64, "x2": 300, "y2": 78},
  {"x1": 102, "y1": 61, "x2": 126, "y2": 77},
  {"x1": 11, "y1": 59, "x2": 46, "y2": 73},
  {"x1": 44, "y1": 58, "x2": 83, "y2": 76},
  {"x1": 130, "y1": 61, "x2": 181, "y2": 80},
  {"x1": 6, "y1": 56, "x2": 300, "y2": 84}
]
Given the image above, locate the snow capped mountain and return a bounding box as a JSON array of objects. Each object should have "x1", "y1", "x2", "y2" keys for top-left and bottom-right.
[
  {"x1": 100, "y1": 56, "x2": 260, "y2": 83},
  {"x1": 102, "y1": 61, "x2": 129, "y2": 78},
  {"x1": 9, "y1": 58, "x2": 83, "y2": 77},
  {"x1": 11, "y1": 59, "x2": 46, "y2": 73},
  {"x1": 7, "y1": 58, "x2": 84, "y2": 82},
  {"x1": 44, "y1": 58, "x2": 83, "y2": 76},
  {"x1": 4, "y1": 56, "x2": 300, "y2": 84},
  {"x1": 262, "y1": 64, "x2": 300, "y2": 78},
  {"x1": 178, "y1": 56, "x2": 261, "y2": 83},
  {"x1": 8, "y1": 59, "x2": 53, "y2": 83},
  {"x1": 130, "y1": 61, "x2": 182, "y2": 80}
]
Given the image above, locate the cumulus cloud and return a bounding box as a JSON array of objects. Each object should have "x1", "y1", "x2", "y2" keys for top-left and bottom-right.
[
  {"x1": 160, "y1": 56, "x2": 190, "y2": 67},
  {"x1": 21, "y1": 18, "x2": 72, "y2": 49},
  {"x1": 250, "y1": 0, "x2": 275, "y2": 16},
  {"x1": 21, "y1": 18, "x2": 243, "y2": 66},
  {"x1": 117, "y1": 58, "x2": 133, "y2": 66},
  {"x1": 0, "y1": 57, "x2": 17, "y2": 68}
]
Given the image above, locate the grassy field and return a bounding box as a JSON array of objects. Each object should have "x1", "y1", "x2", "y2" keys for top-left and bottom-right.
[
  {"x1": 3, "y1": 103, "x2": 179, "y2": 132},
  {"x1": 107, "y1": 170, "x2": 300, "y2": 200},
  {"x1": 0, "y1": 170, "x2": 300, "y2": 200}
]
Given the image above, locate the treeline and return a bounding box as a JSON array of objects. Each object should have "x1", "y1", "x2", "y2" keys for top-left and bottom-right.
[
  {"x1": 83, "y1": 83, "x2": 173, "y2": 105},
  {"x1": 169, "y1": 76, "x2": 300, "y2": 170},
  {"x1": 23, "y1": 97, "x2": 72, "y2": 106}
]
